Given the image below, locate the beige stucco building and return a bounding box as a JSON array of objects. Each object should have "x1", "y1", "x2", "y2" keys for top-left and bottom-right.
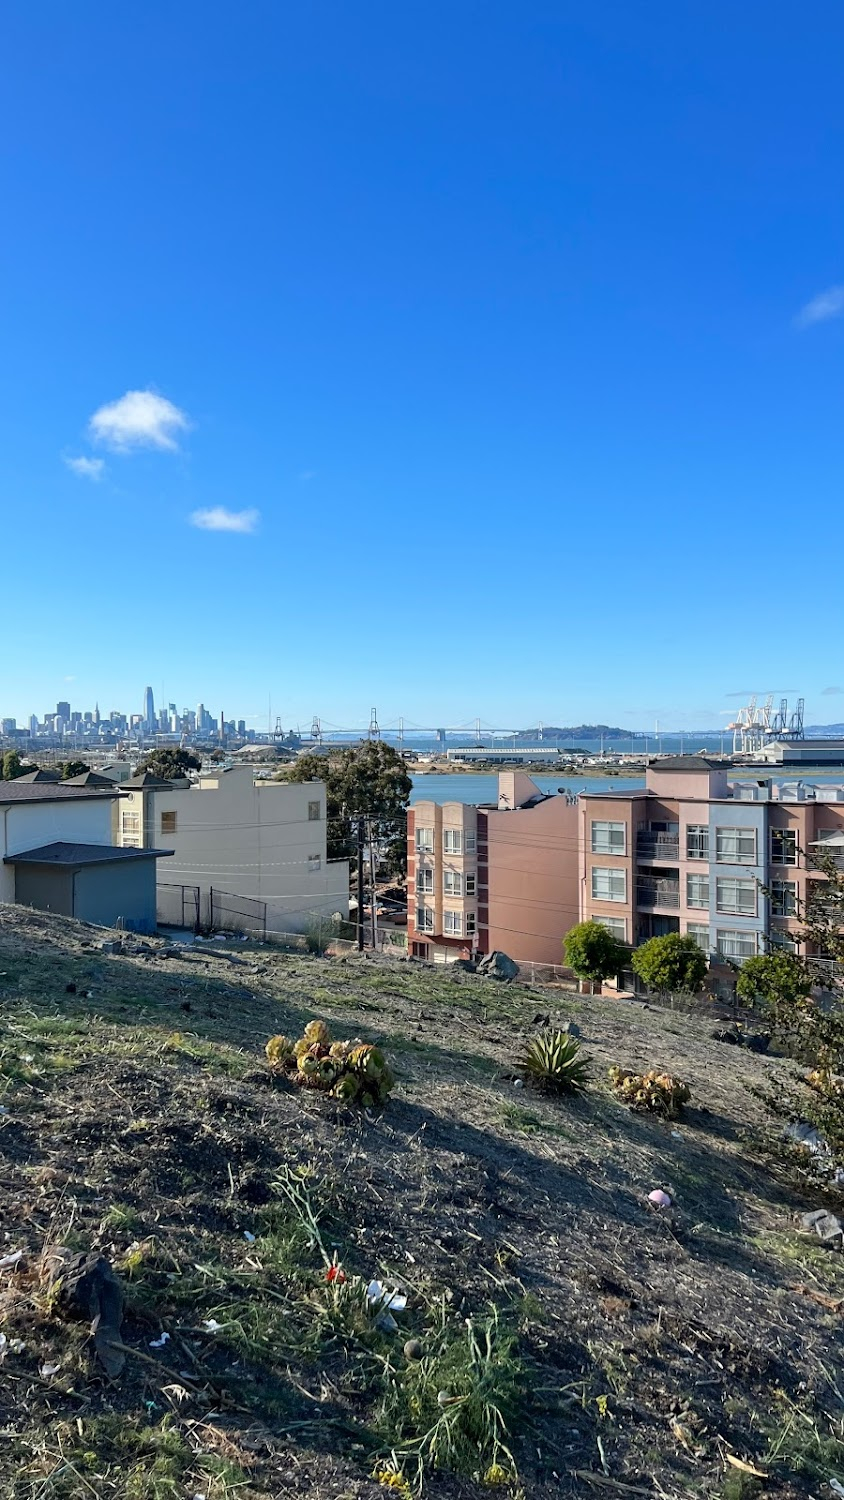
[{"x1": 116, "y1": 766, "x2": 349, "y2": 934}]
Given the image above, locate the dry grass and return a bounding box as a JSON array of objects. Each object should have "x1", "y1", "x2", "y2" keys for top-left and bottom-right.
[{"x1": 0, "y1": 904, "x2": 842, "y2": 1499}]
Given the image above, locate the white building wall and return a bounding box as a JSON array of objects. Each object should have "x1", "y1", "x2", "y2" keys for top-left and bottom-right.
[
  {"x1": 0, "y1": 798, "x2": 114, "y2": 903},
  {"x1": 134, "y1": 768, "x2": 349, "y2": 931}
]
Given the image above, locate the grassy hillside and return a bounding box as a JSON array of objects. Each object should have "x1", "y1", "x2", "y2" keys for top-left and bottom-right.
[{"x1": 0, "y1": 906, "x2": 842, "y2": 1499}]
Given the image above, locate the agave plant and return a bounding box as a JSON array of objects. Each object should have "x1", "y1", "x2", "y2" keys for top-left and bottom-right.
[{"x1": 517, "y1": 1029, "x2": 590, "y2": 1094}]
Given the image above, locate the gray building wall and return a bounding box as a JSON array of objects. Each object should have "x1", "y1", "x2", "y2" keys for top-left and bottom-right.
[
  {"x1": 14, "y1": 866, "x2": 74, "y2": 917},
  {"x1": 13, "y1": 859, "x2": 159, "y2": 934}
]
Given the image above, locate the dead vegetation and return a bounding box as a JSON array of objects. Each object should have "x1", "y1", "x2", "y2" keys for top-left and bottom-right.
[{"x1": 0, "y1": 904, "x2": 842, "y2": 1498}]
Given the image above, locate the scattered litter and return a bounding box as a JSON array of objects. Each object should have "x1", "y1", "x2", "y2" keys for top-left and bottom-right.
[
  {"x1": 202, "y1": 1319, "x2": 224, "y2": 1333},
  {"x1": 39, "y1": 1362, "x2": 61, "y2": 1378},
  {"x1": 0, "y1": 1250, "x2": 24, "y2": 1269},
  {"x1": 367, "y1": 1279, "x2": 407, "y2": 1332},
  {"x1": 22, "y1": 1054, "x2": 34, "y2": 1064},
  {"x1": 670, "y1": 1130, "x2": 683, "y2": 1140},
  {"x1": 243, "y1": 1231, "x2": 256, "y2": 1244},
  {"x1": 0, "y1": 1334, "x2": 25, "y2": 1356},
  {"x1": 325, "y1": 1265, "x2": 346, "y2": 1284},
  {"x1": 149, "y1": 1332, "x2": 170, "y2": 1348},
  {"x1": 43, "y1": 1248, "x2": 125, "y2": 1378},
  {"x1": 648, "y1": 1189, "x2": 672, "y2": 1209},
  {"x1": 512, "y1": 1079, "x2": 525, "y2": 1090},
  {"x1": 800, "y1": 1208, "x2": 843, "y2": 1247},
  {"x1": 829, "y1": 1479, "x2": 844, "y2": 1498},
  {"x1": 785, "y1": 1122, "x2": 825, "y2": 1153}
]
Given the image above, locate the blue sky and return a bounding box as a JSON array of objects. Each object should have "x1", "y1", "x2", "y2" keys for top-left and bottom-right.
[{"x1": 2, "y1": 2, "x2": 842, "y2": 734}]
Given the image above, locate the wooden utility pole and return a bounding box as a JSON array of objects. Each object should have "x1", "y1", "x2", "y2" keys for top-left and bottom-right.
[{"x1": 356, "y1": 817, "x2": 365, "y2": 952}]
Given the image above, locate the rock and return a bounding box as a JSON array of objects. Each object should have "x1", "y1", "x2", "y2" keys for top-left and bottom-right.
[
  {"x1": 65, "y1": 982, "x2": 77, "y2": 994},
  {"x1": 450, "y1": 959, "x2": 478, "y2": 974},
  {"x1": 712, "y1": 1025, "x2": 742, "y2": 1045},
  {"x1": 477, "y1": 950, "x2": 520, "y2": 982},
  {"x1": 743, "y1": 1032, "x2": 770, "y2": 1054},
  {"x1": 99, "y1": 941, "x2": 120, "y2": 954},
  {"x1": 560, "y1": 1020, "x2": 581, "y2": 1038},
  {"x1": 404, "y1": 1338, "x2": 423, "y2": 1360},
  {"x1": 801, "y1": 1209, "x2": 829, "y2": 1229}
]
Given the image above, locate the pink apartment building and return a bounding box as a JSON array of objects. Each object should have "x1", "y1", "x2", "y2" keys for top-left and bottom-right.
[{"x1": 406, "y1": 759, "x2": 844, "y2": 968}]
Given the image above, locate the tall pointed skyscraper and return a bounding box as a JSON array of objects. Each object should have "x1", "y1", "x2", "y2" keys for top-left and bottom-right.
[{"x1": 143, "y1": 686, "x2": 155, "y2": 728}]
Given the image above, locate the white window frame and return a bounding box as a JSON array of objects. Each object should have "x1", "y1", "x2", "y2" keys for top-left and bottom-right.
[
  {"x1": 415, "y1": 827, "x2": 434, "y2": 854},
  {"x1": 715, "y1": 826, "x2": 757, "y2": 864},
  {"x1": 443, "y1": 910, "x2": 462, "y2": 936},
  {"x1": 686, "y1": 922, "x2": 710, "y2": 951},
  {"x1": 686, "y1": 825, "x2": 709, "y2": 860},
  {"x1": 770, "y1": 828, "x2": 798, "y2": 866},
  {"x1": 686, "y1": 873, "x2": 710, "y2": 909},
  {"x1": 416, "y1": 866, "x2": 434, "y2": 894},
  {"x1": 443, "y1": 870, "x2": 463, "y2": 897},
  {"x1": 465, "y1": 873, "x2": 476, "y2": 895},
  {"x1": 594, "y1": 916, "x2": 626, "y2": 940},
  {"x1": 591, "y1": 866, "x2": 626, "y2": 903},
  {"x1": 465, "y1": 912, "x2": 476, "y2": 936},
  {"x1": 416, "y1": 906, "x2": 434, "y2": 933},
  {"x1": 464, "y1": 831, "x2": 476, "y2": 853},
  {"x1": 443, "y1": 829, "x2": 463, "y2": 855},
  {"x1": 121, "y1": 811, "x2": 140, "y2": 836},
  {"x1": 770, "y1": 879, "x2": 797, "y2": 917},
  {"x1": 715, "y1": 877, "x2": 757, "y2": 916},
  {"x1": 591, "y1": 821, "x2": 626, "y2": 855},
  {"x1": 769, "y1": 927, "x2": 796, "y2": 952},
  {"x1": 716, "y1": 928, "x2": 758, "y2": 960}
]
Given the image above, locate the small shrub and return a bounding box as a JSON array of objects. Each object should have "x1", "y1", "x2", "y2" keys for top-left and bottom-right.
[
  {"x1": 265, "y1": 1019, "x2": 394, "y2": 1106},
  {"x1": 609, "y1": 1066, "x2": 690, "y2": 1118},
  {"x1": 517, "y1": 1029, "x2": 589, "y2": 1094}
]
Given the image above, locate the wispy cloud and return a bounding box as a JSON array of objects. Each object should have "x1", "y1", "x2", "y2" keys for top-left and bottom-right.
[
  {"x1": 822, "y1": 685, "x2": 844, "y2": 696},
  {"x1": 189, "y1": 506, "x2": 260, "y2": 534},
  {"x1": 64, "y1": 455, "x2": 105, "y2": 481},
  {"x1": 795, "y1": 285, "x2": 844, "y2": 329},
  {"x1": 89, "y1": 389, "x2": 190, "y2": 451},
  {"x1": 299, "y1": 470, "x2": 316, "y2": 481}
]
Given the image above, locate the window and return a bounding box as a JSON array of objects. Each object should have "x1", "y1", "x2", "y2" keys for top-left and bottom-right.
[
  {"x1": 591, "y1": 866, "x2": 626, "y2": 902},
  {"x1": 443, "y1": 829, "x2": 463, "y2": 854},
  {"x1": 771, "y1": 880, "x2": 797, "y2": 917},
  {"x1": 716, "y1": 929, "x2": 758, "y2": 960},
  {"x1": 465, "y1": 912, "x2": 476, "y2": 936},
  {"x1": 416, "y1": 866, "x2": 434, "y2": 894},
  {"x1": 308, "y1": 854, "x2": 321, "y2": 873},
  {"x1": 444, "y1": 910, "x2": 462, "y2": 935},
  {"x1": 715, "y1": 827, "x2": 757, "y2": 864},
  {"x1": 160, "y1": 810, "x2": 177, "y2": 835},
  {"x1": 121, "y1": 811, "x2": 140, "y2": 837},
  {"x1": 716, "y1": 877, "x2": 757, "y2": 916},
  {"x1": 465, "y1": 873, "x2": 476, "y2": 895},
  {"x1": 591, "y1": 820, "x2": 626, "y2": 854},
  {"x1": 443, "y1": 870, "x2": 463, "y2": 896},
  {"x1": 122, "y1": 837, "x2": 140, "y2": 848},
  {"x1": 416, "y1": 907, "x2": 434, "y2": 933},
  {"x1": 686, "y1": 922, "x2": 710, "y2": 951},
  {"x1": 771, "y1": 828, "x2": 798, "y2": 866},
  {"x1": 595, "y1": 916, "x2": 626, "y2": 940},
  {"x1": 465, "y1": 831, "x2": 476, "y2": 853},
  {"x1": 416, "y1": 827, "x2": 434, "y2": 853},
  {"x1": 686, "y1": 825, "x2": 709, "y2": 860},
  {"x1": 686, "y1": 873, "x2": 710, "y2": 909},
  {"x1": 769, "y1": 927, "x2": 796, "y2": 952},
  {"x1": 308, "y1": 800, "x2": 321, "y2": 821}
]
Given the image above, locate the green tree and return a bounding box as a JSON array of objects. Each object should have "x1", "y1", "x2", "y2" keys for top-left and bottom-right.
[
  {"x1": 283, "y1": 741, "x2": 412, "y2": 875},
  {"x1": 1, "y1": 751, "x2": 25, "y2": 781},
  {"x1": 563, "y1": 921, "x2": 626, "y2": 986},
  {"x1": 135, "y1": 747, "x2": 202, "y2": 781},
  {"x1": 736, "y1": 951, "x2": 811, "y2": 1012},
  {"x1": 58, "y1": 760, "x2": 91, "y2": 780},
  {"x1": 631, "y1": 933, "x2": 707, "y2": 997}
]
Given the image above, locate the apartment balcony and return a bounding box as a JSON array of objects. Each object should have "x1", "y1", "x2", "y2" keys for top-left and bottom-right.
[
  {"x1": 636, "y1": 832, "x2": 680, "y2": 861},
  {"x1": 636, "y1": 876, "x2": 681, "y2": 909}
]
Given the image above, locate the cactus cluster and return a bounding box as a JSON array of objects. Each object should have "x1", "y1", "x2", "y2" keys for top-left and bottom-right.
[
  {"x1": 517, "y1": 1029, "x2": 590, "y2": 1094},
  {"x1": 265, "y1": 1019, "x2": 394, "y2": 1106},
  {"x1": 609, "y1": 1066, "x2": 691, "y2": 1118}
]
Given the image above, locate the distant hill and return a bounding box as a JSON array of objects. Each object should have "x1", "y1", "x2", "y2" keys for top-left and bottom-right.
[{"x1": 516, "y1": 724, "x2": 633, "y2": 740}]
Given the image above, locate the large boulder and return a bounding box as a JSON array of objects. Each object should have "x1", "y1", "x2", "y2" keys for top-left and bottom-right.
[{"x1": 477, "y1": 950, "x2": 520, "y2": 982}]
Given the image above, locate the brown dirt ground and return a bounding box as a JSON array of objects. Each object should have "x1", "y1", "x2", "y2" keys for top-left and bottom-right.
[{"x1": 0, "y1": 905, "x2": 842, "y2": 1500}]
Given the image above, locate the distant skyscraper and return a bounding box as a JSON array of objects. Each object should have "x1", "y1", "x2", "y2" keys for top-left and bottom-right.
[
  {"x1": 56, "y1": 700, "x2": 71, "y2": 720},
  {"x1": 143, "y1": 686, "x2": 155, "y2": 727}
]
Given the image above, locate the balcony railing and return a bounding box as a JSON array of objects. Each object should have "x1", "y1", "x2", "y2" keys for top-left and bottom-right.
[
  {"x1": 636, "y1": 879, "x2": 680, "y2": 909},
  {"x1": 636, "y1": 833, "x2": 680, "y2": 860}
]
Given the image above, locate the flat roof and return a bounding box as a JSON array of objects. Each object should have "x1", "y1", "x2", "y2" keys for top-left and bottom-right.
[
  {"x1": 0, "y1": 783, "x2": 117, "y2": 806},
  {"x1": 4, "y1": 841, "x2": 173, "y2": 867}
]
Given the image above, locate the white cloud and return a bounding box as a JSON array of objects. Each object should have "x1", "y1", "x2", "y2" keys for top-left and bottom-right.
[
  {"x1": 64, "y1": 455, "x2": 105, "y2": 481},
  {"x1": 189, "y1": 506, "x2": 260, "y2": 534},
  {"x1": 795, "y1": 285, "x2": 844, "y2": 329},
  {"x1": 822, "y1": 685, "x2": 844, "y2": 696},
  {"x1": 89, "y1": 389, "x2": 190, "y2": 451}
]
